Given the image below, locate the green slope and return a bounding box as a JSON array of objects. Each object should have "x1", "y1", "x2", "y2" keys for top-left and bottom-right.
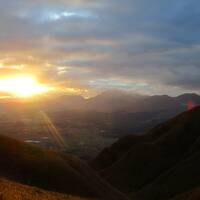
[
  {"x1": 100, "y1": 107, "x2": 200, "y2": 193},
  {"x1": 0, "y1": 134, "x2": 128, "y2": 200},
  {"x1": 93, "y1": 106, "x2": 200, "y2": 199},
  {"x1": 136, "y1": 149, "x2": 200, "y2": 200}
]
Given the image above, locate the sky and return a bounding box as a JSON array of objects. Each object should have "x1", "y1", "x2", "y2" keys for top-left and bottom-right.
[{"x1": 0, "y1": 0, "x2": 200, "y2": 97}]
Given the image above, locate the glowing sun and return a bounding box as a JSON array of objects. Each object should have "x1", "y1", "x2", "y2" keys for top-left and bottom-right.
[{"x1": 0, "y1": 75, "x2": 50, "y2": 97}]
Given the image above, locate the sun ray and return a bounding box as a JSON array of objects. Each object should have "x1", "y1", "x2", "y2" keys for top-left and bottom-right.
[{"x1": 39, "y1": 111, "x2": 67, "y2": 149}]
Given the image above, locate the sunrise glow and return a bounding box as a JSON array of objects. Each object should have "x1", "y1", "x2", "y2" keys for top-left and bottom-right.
[{"x1": 0, "y1": 76, "x2": 50, "y2": 97}]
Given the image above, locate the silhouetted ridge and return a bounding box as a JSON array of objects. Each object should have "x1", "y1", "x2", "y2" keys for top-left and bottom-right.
[
  {"x1": 93, "y1": 106, "x2": 200, "y2": 199},
  {"x1": 91, "y1": 134, "x2": 158, "y2": 170},
  {"x1": 7, "y1": 92, "x2": 199, "y2": 113},
  {"x1": 0, "y1": 134, "x2": 128, "y2": 200}
]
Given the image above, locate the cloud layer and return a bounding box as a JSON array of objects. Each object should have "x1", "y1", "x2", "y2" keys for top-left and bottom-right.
[{"x1": 0, "y1": 0, "x2": 200, "y2": 96}]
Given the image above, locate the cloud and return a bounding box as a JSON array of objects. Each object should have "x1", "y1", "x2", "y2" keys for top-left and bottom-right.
[{"x1": 0, "y1": 0, "x2": 199, "y2": 96}]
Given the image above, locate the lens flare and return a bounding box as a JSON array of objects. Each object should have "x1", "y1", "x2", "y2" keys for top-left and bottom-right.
[{"x1": 187, "y1": 100, "x2": 196, "y2": 111}]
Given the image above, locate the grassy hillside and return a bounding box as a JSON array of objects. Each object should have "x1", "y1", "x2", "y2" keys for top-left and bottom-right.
[
  {"x1": 93, "y1": 106, "x2": 200, "y2": 199},
  {"x1": 0, "y1": 135, "x2": 128, "y2": 200},
  {"x1": 136, "y1": 149, "x2": 200, "y2": 200},
  {"x1": 170, "y1": 187, "x2": 200, "y2": 200},
  {"x1": 91, "y1": 134, "x2": 160, "y2": 170},
  {"x1": 0, "y1": 178, "x2": 94, "y2": 200}
]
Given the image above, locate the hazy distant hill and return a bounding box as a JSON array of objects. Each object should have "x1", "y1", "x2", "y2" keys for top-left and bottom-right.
[
  {"x1": 0, "y1": 92, "x2": 199, "y2": 120},
  {"x1": 15, "y1": 91, "x2": 198, "y2": 113},
  {"x1": 0, "y1": 91, "x2": 199, "y2": 113},
  {"x1": 93, "y1": 106, "x2": 200, "y2": 200},
  {"x1": 51, "y1": 92, "x2": 200, "y2": 113},
  {"x1": 85, "y1": 90, "x2": 146, "y2": 112},
  {"x1": 0, "y1": 134, "x2": 128, "y2": 200}
]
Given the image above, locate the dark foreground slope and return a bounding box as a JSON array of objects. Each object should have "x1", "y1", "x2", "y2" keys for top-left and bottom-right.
[
  {"x1": 170, "y1": 187, "x2": 200, "y2": 200},
  {"x1": 0, "y1": 135, "x2": 128, "y2": 200},
  {"x1": 91, "y1": 134, "x2": 161, "y2": 170},
  {"x1": 0, "y1": 178, "x2": 93, "y2": 200},
  {"x1": 93, "y1": 106, "x2": 200, "y2": 199}
]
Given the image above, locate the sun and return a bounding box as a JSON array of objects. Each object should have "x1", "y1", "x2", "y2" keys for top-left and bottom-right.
[{"x1": 0, "y1": 75, "x2": 50, "y2": 97}]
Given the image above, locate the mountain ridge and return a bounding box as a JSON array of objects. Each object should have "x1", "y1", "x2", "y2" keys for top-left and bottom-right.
[
  {"x1": 0, "y1": 134, "x2": 128, "y2": 200},
  {"x1": 92, "y1": 106, "x2": 200, "y2": 199},
  {"x1": 1, "y1": 92, "x2": 199, "y2": 113}
]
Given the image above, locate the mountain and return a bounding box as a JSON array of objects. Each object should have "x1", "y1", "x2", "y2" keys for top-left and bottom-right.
[
  {"x1": 0, "y1": 92, "x2": 199, "y2": 113},
  {"x1": 0, "y1": 134, "x2": 128, "y2": 200},
  {"x1": 125, "y1": 93, "x2": 200, "y2": 113},
  {"x1": 86, "y1": 92, "x2": 200, "y2": 112},
  {"x1": 0, "y1": 178, "x2": 92, "y2": 200},
  {"x1": 86, "y1": 90, "x2": 146, "y2": 112},
  {"x1": 47, "y1": 92, "x2": 200, "y2": 115},
  {"x1": 92, "y1": 106, "x2": 200, "y2": 199}
]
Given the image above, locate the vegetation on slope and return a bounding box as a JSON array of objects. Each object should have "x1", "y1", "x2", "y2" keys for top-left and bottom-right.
[
  {"x1": 136, "y1": 149, "x2": 200, "y2": 200},
  {"x1": 0, "y1": 178, "x2": 94, "y2": 200},
  {"x1": 170, "y1": 187, "x2": 200, "y2": 200},
  {"x1": 91, "y1": 133, "x2": 160, "y2": 170},
  {"x1": 93, "y1": 106, "x2": 200, "y2": 199},
  {"x1": 0, "y1": 134, "x2": 128, "y2": 200}
]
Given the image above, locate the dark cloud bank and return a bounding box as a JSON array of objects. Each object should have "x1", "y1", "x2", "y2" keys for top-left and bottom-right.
[{"x1": 0, "y1": 0, "x2": 199, "y2": 95}]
